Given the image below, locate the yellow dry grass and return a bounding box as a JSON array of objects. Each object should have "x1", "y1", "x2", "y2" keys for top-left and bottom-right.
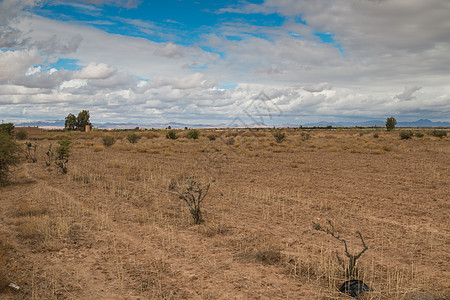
[{"x1": 0, "y1": 128, "x2": 448, "y2": 299}]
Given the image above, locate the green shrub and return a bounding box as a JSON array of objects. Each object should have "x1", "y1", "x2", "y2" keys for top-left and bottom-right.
[
  {"x1": 186, "y1": 129, "x2": 200, "y2": 139},
  {"x1": 0, "y1": 123, "x2": 14, "y2": 137},
  {"x1": 102, "y1": 136, "x2": 116, "y2": 147},
  {"x1": 415, "y1": 132, "x2": 424, "y2": 138},
  {"x1": 399, "y1": 131, "x2": 413, "y2": 140},
  {"x1": 429, "y1": 130, "x2": 447, "y2": 139},
  {"x1": 166, "y1": 129, "x2": 177, "y2": 140},
  {"x1": 300, "y1": 132, "x2": 311, "y2": 141},
  {"x1": 0, "y1": 131, "x2": 21, "y2": 185},
  {"x1": 126, "y1": 133, "x2": 140, "y2": 144},
  {"x1": 207, "y1": 135, "x2": 217, "y2": 141},
  {"x1": 373, "y1": 133, "x2": 379, "y2": 138},
  {"x1": 15, "y1": 130, "x2": 28, "y2": 140},
  {"x1": 55, "y1": 139, "x2": 71, "y2": 174},
  {"x1": 273, "y1": 131, "x2": 286, "y2": 143}
]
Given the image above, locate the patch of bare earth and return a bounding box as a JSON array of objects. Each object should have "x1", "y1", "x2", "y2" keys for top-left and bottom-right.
[{"x1": 0, "y1": 129, "x2": 448, "y2": 299}]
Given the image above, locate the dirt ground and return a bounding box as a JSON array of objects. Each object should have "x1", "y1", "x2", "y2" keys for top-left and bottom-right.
[{"x1": 0, "y1": 128, "x2": 449, "y2": 299}]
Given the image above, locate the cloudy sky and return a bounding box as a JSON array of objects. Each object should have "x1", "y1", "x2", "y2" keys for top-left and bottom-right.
[{"x1": 1, "y1": 0, "x2": 449, "y2": 126}]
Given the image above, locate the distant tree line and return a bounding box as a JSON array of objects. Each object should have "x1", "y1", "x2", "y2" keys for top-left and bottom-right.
[{"x1": 65, "y1": 110, "x2": 92, "y2": 131}]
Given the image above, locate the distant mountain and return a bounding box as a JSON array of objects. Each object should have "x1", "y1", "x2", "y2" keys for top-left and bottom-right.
[
  {"x1": 302, "y1": 119, "x2": 450, "y2": 128},
  {"x1": 13, "y1": 118, "x2": 450, "y2": 129}
]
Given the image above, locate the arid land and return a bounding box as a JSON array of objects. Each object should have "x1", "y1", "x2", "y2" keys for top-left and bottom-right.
[{"x1": 1, "y1": 127, "x2": 449, "y2": 299}]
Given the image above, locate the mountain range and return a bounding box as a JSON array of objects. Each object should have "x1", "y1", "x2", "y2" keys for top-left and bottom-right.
[{"x1": 12, "y1": 118, "x2": 450, "y2": 129}]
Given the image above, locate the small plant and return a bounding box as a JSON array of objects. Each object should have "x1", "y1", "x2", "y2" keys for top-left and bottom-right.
[
  {"x1": 126, "y1": 133, "x2": 140, "y2": 144},
  {"x1": 102, "y1": 136, "x2": 116, "y2": 147},
  {"x1": 385, "y1": 116, "x2": 397, "y2": 131},
  {"x1": 55, "y1": 139, "x2": 71, "y2": 174},
  {"x1": 399, "y1": 131, "x2": 413, "y2": 140},
  {"x1": 300, "y1": 132, "x2": 311, "y2": 141},
  {"x1": 166, "y1": 129, "x2": 177, "y2": 140},
  {"x1": 169, "y1": 176, "x2": 211, "y2": 225},
  {"x1": 312, "y1": 220, "x2": 368, "y2": 279},
  {"x1": 0, "y1": 131, "x2": 21, "y2": 186},
  {"x1": 225, "y1": 137, "x2": 235, "y2": 145},
  {"x1": 24, "y1": 142, "x2": 38, "y2": 163},
  {"x1": 207, "y1": 134, "x2": 217, "y2": 141},
  {"x1": 429, "y1": 129, "x2": 447, "y2": 139},
  {"x1": 373, "y1": 133, "x2": 379, "y2": 138},
  {"x1": 45, "y1": 144, "x2": 54, "y2": 167},
  {"x1": 414, "y1": 132, "x2": 424, "y2": 138},
  {"x1": 186, "y1": 129, "x2": 200, "y2": 139},
  {"x1": 15, "y1": 130, "x2": 28, "y2": 140},
  {"x1": 273, "y1": 131, "x2": 286, "y2": 143}
]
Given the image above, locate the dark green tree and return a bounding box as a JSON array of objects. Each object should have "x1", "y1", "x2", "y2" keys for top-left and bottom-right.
[
  {"x1": 64, "y1": 113, "x2": 77, "y2": 131},
  {"x1": 385, "y1": 116, "x2": 397, "y2": 131},
  {"x1": 76, "y1": 110, "x2": 92, "y2": 131}
]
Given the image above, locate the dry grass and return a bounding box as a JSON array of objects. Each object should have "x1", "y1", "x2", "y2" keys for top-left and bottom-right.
[{"x1": 0, "y1": 128, "x2": 448, "y2": 299}]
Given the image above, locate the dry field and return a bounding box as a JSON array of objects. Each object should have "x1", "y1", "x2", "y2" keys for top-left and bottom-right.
[{"x1": 1, "y1": 128, "x2": 449, "y2": 299}]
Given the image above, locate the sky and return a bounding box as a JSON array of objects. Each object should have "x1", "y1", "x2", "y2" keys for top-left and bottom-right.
[{"x1": 1, "y1": 0, "x2": 449, "y2": 126}]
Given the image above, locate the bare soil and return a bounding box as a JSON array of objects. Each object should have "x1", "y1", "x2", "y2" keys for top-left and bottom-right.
[{"x1": 0, "y1": 129, "x2": 449, "y2": 299}]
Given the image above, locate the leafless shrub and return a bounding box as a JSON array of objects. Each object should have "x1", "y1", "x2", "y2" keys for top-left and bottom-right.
[
  {"x1": 169, "y1": 176, "x2": 211, "y2": 224},
  {"x1": 313, "y1": 220, "x2": 368, "y2": 279}
]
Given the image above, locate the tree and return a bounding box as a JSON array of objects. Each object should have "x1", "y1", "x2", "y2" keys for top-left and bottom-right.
[
  {"x1": 64, "y1": 110, "x2": 92, "y2": 131},
  {"x1": 0, "y1": 131, "x2": 21, "y2": 186},
  {"x1": 65, "y1": 113, "x2": 77, "y2": 131},
  {"x1": 76, "y1": 110, "x2": 91, "y2": 131},
  {"x1": 385, "y1": 116, "x2": 397, "y2": 131}
]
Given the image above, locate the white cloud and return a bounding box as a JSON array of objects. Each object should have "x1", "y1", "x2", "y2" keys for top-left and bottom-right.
[
  {"x1": 0, "y1": 1, "x2": 449, "y2": 124},
  {"x1": 74, "y1": 62, "x2": 116, "y2": 79}
]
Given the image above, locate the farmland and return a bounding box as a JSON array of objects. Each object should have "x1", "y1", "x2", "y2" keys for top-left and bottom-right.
[{"x1": 1, "y1": 128, "x2": 449, "y2": 299}]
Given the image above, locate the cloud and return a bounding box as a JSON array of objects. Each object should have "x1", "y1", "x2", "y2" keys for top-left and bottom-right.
[
  {"x1": 147, "y1": 73, "x2": 216, "y2": 90},
  {"x1": 0, "y1": 49, "x2": 43, "y2": 83},
  {"x1": 74, "y1": 62, "x2": 116, "y2": 79},
  {"x1": 34, "y1": 34, "x2": 83, "y2": 54},
  {"x1": 303, "y1": 82, "x2": 333, "y2": 93},
  {"x1": 154, "y1": 42, "x2": 184, "y2": 58},
  {"x1": 394, "y1": 86, "x2": 422, "y2": 101},
  {"x1": 65, "y1": 0, "x2": 141, "y2": 9},
  {"x1": 0, "y1": 0, "x2": 39, "y2": 48}
]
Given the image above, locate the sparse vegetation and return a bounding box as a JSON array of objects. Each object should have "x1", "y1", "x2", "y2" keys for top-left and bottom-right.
[
  {"x1": 415, "y1": 132, "x2": 424, "y2": 138},
  {"x1": 15, "y1": 130, "x2": 28, "y2": 140},
  {"x1": 0, "y1": 131, "x2": 20, "y2": 186},
  {"x1": 24, "y1": 141, "x2": 38, "y2": 163},
  {"x1": 0, "y1": 128, "x2": 448, "y2": 299},
  {"x1": 186, "y1": 129, "x2": 200, "y2": 139},
  {"x1": 399, "y1": 131, "x2": 413, "y2": 140},
  {"x1": 273, "y1": 131, "x2": 286, "y2": 143},
  {"x1": 102, "y1": 136, "x2": 116, "y2": 147},
  {"x1": 55, "y1": 138, "x2": 71, "y2": 174},
  {"x1": 169, "y1": 176, "x2": 210, "y2": 225},
  {"x1": 300, "y1": 132, "x2": 311, "y2": 141},
  {"x1": 313, "y1": 220, "x2": 368, "y2": 279},
  {"x1": 429, "y1": 129, "x2": 447, "y2": 138},
  {"x1": 373, "y1": 132, "x2": 379, "y2": 138},
  {"x1": 166, "y1": 129, "x2": 177, "y2": 140},
  {"x1": 45, "y1": 143, "x2": 54, "y2": 166},
  {"x1": 207, "y1": 134, "x2": 217, "y2": 141},
  {"x1": 126, "y1": 133, "x2": 140, "y2": 144}
]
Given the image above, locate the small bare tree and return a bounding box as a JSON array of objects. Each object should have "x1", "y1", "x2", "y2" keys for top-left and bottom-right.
[
  {"x1": 169, "y1": 176, "x2": 210, "y2": 225},
  {"x1": 24, "y1": 142, "x2": 37, "y2": 163},
  {"x1": 313, "y1": 220, "x2": 368, "y2": 279}
]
